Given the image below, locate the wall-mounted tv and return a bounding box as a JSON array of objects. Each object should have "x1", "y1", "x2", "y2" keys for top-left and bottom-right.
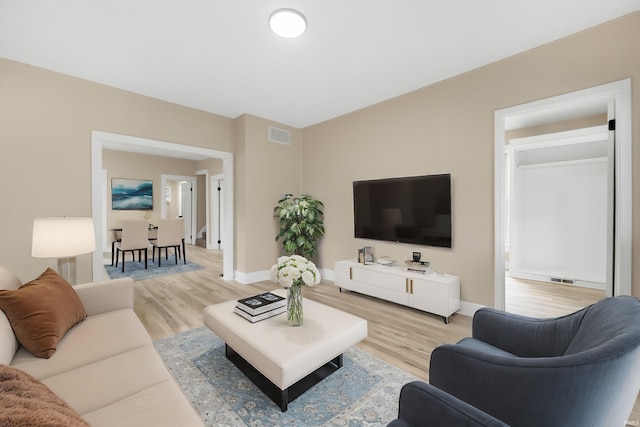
[
  {"x1": 111, "y1": 178, "x2": 153, "y2": 210},
  {"x1": 353, "y1": 174, "x2": 452, "y2": 248}
]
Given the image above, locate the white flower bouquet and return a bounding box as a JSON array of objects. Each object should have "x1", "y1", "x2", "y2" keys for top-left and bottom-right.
[{"x1": 270, "y1": 255, "x2": 321, "y2": 288}]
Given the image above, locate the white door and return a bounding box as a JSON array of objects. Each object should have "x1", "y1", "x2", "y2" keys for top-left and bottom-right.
[{"x1": 181, "y1": 182, "x2": 193, "y2": 243}]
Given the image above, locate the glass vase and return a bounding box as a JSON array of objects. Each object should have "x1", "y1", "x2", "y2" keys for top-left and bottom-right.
[{"x1": 287, "y1": 283, "x2": 303, "y2": 326}]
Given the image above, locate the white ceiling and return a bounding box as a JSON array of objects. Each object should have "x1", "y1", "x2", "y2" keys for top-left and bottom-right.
[{"x1": 1, "y1": 1, "x2": 638, "y2": 129}]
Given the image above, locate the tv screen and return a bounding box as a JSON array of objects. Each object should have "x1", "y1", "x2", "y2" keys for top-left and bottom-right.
[{"x1": 353, "y1": 174, "x2": 451, "y2": 248}]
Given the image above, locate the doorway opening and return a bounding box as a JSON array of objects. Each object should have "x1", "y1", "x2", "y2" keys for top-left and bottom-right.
[
  {"x1": 90, "y1": 131, "x2": 235, "y2": 281},
  {"x1": 161, "y1": 175, "x2": 198, "y2": 245},
  {"x1": 494, "y1": 79, "x2": 632, "y2": 314}
]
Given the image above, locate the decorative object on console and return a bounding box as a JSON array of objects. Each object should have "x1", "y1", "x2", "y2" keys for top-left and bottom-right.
[
  {"x1": 412, "y1": 251, "x2": 421, "y2": 262},
  {"x1": 363, "y1": 246, "x2": 374, "y2": 264},
  {"x1": 274, "y1": 194, "x2": 324, "y2": 259},
  {"x1": 376, "y1": 257, "x2": 395, "y2": 266},
  {"x1": 270, "y1": 255, "x2": 321, "y2": 326},
  {"x1": 405, "y1": 260, "x2": 431, "y2": 274},
  {"x1": 31, "y1": 217, "x2": 96, "y2": 285}
]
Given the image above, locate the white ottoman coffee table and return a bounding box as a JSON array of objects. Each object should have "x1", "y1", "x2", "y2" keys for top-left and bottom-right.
[{"x1": 203, "y1": 288, "x2": 367, "y2": 411}]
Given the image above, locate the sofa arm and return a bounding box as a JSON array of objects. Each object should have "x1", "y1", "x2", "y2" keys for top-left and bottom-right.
[
  {"x1": 74, "y1": 278, "x2": 134, "y2": 316},
  {"x1": 387, "y1": 381, "x2": 509, "y2": 427},
  {"x1": 472, "y1": 307, "x2": 587, "y2": 357}
]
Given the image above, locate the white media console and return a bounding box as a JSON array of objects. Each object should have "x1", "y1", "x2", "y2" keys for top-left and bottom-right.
[{"x1": 334, "y1": 259, "x2": 460, "y2": 323}]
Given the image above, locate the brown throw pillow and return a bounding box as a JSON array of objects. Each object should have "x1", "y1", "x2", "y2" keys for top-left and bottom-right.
[
  {"x1": 0, "y1": 268, "x2": 87, "y2": 358},
  {"x1": 0, "y1": 364, "x2": 90, "y2": 426}
]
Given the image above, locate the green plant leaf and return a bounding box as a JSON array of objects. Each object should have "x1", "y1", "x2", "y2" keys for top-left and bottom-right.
[{"x1": 274, "y1": 194, "x2": 325, "y2": 258}]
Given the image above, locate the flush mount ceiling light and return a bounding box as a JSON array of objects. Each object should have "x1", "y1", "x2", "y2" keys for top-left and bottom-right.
[{"x1": 269, "y1": 9, "x2": 307, "y2": 38}]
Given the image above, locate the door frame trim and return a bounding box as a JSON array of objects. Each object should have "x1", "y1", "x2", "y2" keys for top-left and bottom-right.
[
  {"x1": 494, "y1": 79, "x2": 632, "y2": 309},
  {"x1": 91, "y1": 131, "x2": 235, "y2": 281}
]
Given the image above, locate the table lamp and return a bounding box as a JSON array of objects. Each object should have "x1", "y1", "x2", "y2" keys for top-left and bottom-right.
[{"x1": 31, "y1": 217, "x2": 96, "y2": 285}]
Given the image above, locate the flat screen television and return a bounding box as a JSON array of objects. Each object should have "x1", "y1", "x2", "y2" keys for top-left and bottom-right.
[{"x1": 353, "y1": 174, "x2": 452, "y2": 248}]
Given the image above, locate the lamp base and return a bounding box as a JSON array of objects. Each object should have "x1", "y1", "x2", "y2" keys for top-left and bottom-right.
[{"x1": 57, "y1": 257, "x2": 77, "y2": 285}]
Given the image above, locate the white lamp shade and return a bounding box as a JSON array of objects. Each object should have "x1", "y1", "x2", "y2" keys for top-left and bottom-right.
[{"x1": 32, "y1": 217, "x2": 96, "y2": 258}]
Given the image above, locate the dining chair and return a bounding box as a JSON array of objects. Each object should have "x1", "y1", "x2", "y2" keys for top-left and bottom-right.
[
  {"x1": 115, "y1": 220, "x2": 151, "y2": 272},
  {"x1": 151, "y1": 219, "x2": 185, "y2": 267},
  {"x1": 110, "y1": 231, "x2": 122, "y2": 266}
]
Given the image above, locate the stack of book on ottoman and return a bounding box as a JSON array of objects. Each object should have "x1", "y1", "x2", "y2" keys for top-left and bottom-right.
[{"x1": 235, "y1": 292, "x2": 286, "y2": 323}]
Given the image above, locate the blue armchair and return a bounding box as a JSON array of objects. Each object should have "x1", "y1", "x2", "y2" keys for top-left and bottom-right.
[{"x1": 388, "y1": 296, "x2": 640, "y2": 427}]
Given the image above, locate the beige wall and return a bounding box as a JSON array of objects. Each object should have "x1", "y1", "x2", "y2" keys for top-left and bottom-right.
[
  {"x1": 234, "y1": 114, "x2": 302, "y2": 275},
  {"x1": 301, "y1": 12, "x2": 640, "y2": 306},
  {"x1": 102, "y1": 149, "x2": 202, "y2": 243},
  {"x1": 0, "y1": 58, "x2": 234, "y2": 283}
]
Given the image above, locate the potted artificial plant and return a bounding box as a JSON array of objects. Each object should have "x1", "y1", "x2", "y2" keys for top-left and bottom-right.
[{"x1": 274, "y1": 194, "x2": 325, "y2": 259}]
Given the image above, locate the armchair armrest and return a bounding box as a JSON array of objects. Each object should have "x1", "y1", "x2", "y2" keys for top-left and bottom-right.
[
  {"x1": 74, "y1": 278, "x2": 134, "y2": 316},
  {"x1": 471, "y1": 307, "x2": 588, "y2": 357},
  {"x1": 388, "y1": 381, "x2": 509, "y2": 427}
]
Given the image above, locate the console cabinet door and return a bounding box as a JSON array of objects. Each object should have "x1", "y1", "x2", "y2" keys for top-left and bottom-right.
[
  {"x1": 408, "y1": 277, "x2": 448, "y2": 316},
  {"x1": 334, "y1": 262, "x2": 377, "y2": 296},
  {"x1": 376, "y1": 271, "x2": 409, "y2": 306}
]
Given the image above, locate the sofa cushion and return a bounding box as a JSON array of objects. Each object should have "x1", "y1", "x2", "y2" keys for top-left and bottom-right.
[
  {"x1": 11, "y1": 309, "x2": 152, "y2": 380},
  {"x1": 0, "y1": 267, "x2": 21, "y2": 365},
  {"x1": 0, "y1": 268, "x2": 87, "y2": 358},
  {"x1": 42, "y1": 346, "x2": 204, "y2": 427},
  {"x1": 0, "y1": 363, "x2": 90, "y2": 427}
]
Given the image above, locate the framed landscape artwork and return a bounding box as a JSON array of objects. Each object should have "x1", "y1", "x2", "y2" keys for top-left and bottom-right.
[{"x1": 111, "y1": 178, "x2": 153, "y2": 210}]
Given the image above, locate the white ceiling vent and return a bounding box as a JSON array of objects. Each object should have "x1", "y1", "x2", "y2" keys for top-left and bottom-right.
[{"x1": 268, "y1": 126, "x2": 291, "y2": 145}]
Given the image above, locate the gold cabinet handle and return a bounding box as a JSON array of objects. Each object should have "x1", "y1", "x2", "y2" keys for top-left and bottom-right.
[
  {"x1": 406, "y1": 278, "x2": 409, "y2": 293},
  {"x1": 349, "y1": 267, "x2": 352, "y2": 280}
]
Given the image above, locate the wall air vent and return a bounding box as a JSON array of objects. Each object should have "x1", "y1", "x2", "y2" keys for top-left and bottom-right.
[{"x1": 268, "y1": 126, "x2": 291, "y2": 145}]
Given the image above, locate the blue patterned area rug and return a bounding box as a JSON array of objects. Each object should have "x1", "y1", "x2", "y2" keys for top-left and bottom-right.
[
  {"x1": 104, "y1": 255, "x2": 203, "y2": 281},
  {"x1": 154, "y1": 327, "x2": 418, "y2": 426}
]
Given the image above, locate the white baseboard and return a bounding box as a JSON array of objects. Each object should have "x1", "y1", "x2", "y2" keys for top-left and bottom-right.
[
  {"x1": 459, "y1": 300, "x2": 484, "y2": 317},
  {"x1": 234, "y1": 269, "x2": 270, "y2": 285}
]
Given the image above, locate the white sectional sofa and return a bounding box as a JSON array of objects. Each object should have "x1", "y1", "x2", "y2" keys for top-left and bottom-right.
[{"x1": 0, "y1": 267, "x2": 204, "y2": 426}]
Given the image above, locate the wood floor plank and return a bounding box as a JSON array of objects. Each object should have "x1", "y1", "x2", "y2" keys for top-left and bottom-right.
[{"x1": 115, "y1": 245, "x2": 638, "y2": 424}]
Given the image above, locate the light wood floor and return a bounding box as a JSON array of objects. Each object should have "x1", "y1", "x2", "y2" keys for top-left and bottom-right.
[
  {"x1": 123, "y1": 245, "x2": 639, "y2": 424},
  {"x1": 505, "y1": 275, "x2": 605, "y2": 318}
]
